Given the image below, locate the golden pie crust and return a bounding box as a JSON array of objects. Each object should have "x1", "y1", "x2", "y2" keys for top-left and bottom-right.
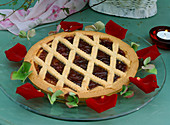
[{"x1": 24, "y1": 31, "x2": 139, "y2": 99}]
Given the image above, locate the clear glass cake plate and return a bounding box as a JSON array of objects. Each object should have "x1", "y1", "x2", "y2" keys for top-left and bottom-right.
[{"x1": 0, "y1": 22, "x2": 166, "y2": 121}]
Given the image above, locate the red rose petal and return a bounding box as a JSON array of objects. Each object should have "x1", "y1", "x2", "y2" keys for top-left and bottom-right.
[
  {"x1": 105, "y1": 20, "x2": 128, "y2": 39},
  {"x1": 5, "y1": 43, "x2": 27, "y2": 62},
  {"x1": 16, "y1": 83, "x2": 44, "y2": 100},
  {"x1": 86, "y1": 94, "x2": 118, "y2": 113},
  {"x1": 129, "y1": 74, "x2": 159, "y2": 94},
  {"x1": 60, "y1": 21, "x2": 83, "y2": 32},
  {"x1": 136, "y1": 45, "x2": 161, "y2": 60}
]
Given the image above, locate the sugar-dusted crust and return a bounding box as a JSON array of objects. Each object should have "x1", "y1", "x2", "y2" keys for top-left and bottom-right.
[{"x1": 24, "y1": 31, "x2": 139, "y2": 99}]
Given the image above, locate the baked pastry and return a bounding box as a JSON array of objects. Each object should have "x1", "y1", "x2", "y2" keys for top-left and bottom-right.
[{"x1": 24, "y1": 31, "x2": 139, "y2": 99}]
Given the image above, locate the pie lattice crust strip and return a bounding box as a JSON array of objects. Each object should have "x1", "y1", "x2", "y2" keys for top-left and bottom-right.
[{"x1": 24, "y1": 31, "x2": 139, "y2": 99}]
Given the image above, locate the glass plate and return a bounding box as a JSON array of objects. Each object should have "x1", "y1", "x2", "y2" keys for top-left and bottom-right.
[{"x1": 0, "y1": 23, "x2": 166, "y2": 121}]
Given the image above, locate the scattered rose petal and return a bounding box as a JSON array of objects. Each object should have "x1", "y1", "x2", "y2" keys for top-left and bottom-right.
[
  {"x1": 129, "y1": 74, "x2": 159, "y2": 94},
  {"x1": 5, "y1": 43, "x2": 27, "y2": 62},
  {"x1": 16, "y1": 83, "x2": 44, "y2": 100},
  {"x1": 105, "y1": 20, "x2": 128, "y2": 39},
  {"x1": 60, "y1": 21, "x2": 83, "y2": 32},
  {"x1": 86, "y1": 94, "x2": 118, "y2": 113},
  {"x1": 136, "y1": 45, "x2": 161, "y2": 60}
]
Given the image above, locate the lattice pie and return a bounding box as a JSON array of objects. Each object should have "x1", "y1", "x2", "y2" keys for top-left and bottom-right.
[{"x1": 24, "y1": 31, "x2": 139, "y2": 99}]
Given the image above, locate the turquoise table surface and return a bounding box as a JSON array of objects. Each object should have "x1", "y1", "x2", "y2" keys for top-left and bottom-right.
[{"x1": 0, "y1": 0, "x2": 170, "y2": 125}]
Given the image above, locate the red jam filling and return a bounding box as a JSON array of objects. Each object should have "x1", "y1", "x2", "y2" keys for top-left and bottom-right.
[
  {"x1": 38, "y1": 49, "x2": 48, "y2": 61},
  {"x1": 67, "y1": 69, "x2": 84, "y2": 87},
  {"x1": 51, "y1": 57, "x2": 65, "y2": 74},
  {"x1": 97, "y1": 50, "x2": 110, "y2": 65},
  {"x1": 73, "y1": 54, "x2": 88, "y2": 70},
  {"x1": 35, "y1": 36, "x2": 127, "y2": 90},
  {"x1": 44, "y1": 72, "x2": 58, "y2": 86},
  {"x1": 78, "y1": 39, "x2": 92, "y2": 54},
  {"x1": 88, "y1": 80, "x2": 102, "y2": 90},
  {"x1": 93, "y1": 64, "x2": 108, "y2": 81},
  {"x1": 56, "y1": 42, "x2": 70, "y2": 59}
]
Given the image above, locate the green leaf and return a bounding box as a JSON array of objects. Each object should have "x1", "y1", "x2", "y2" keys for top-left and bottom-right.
[
  {"x1": 84, "y1": 21, "x2": 105, "y2": 32},
  {"x1": 50, "y1": 96, "x2": 57, "y2": 104},
  {"x1": 19, "y1": 30, "x2": 27, "y2": 38},
  {"x1": 18, "y1": 61, "x2": 31, "y2": 73},
  {"x1": 51, "y1": 90, "x2": 63, "y2": 100},
  {"x1": 19, "y1": 29, "x2": 36, "y2": 40},
  {"x1": 147, "y1": 67, "x2": 157, "y2": 74},
  {"x1": 142, "y1": 64, "x2": 155, "y2": 70},
  {"x1": 47, "y1": 94, "x2": 53, "y2": 104},
  {"x1": 94, "y1": 21, "x2": 105, "y2": 31},
  {"x1": 143, "y1": 57, "x2": 151, "y2": 66},
  {"x1": 84, "y1": 25, "x2": 96, "y2": 31},
  {"x1": 75, "y1": 97, "x2": 79, "y2": 104},
  {"x1": 67, "y1": 95, "x2": 74, "y2": 102},
  {"x1": 120, "y1": 85, "x2": 128, "y2": 95},
  {"x1": 65, "y1": 92, "x2": 79, "y2": 108},
  {"x1": 11, "y1": 62, "x2": 32, "y2": 82},
  {"x1": 141, "y1": 58, "x2": 157, "y2": 74},
  {"x1": 47, "y1": 87, "x2": 53, "y2": 92},
  {"x1": 27, "y1": 29, "x2": 36, "y2": 40},
  {"x1": 123, "y1": 90, "x2": 134, "y2": 98},
  {"x1": 66, "y1": 101, "x2": 78, "y2": 108},
  {"x1": 131, "y1": 42, "x2": 140, "y2": 51},
  {"x1": 48, "y1": 90, "x2": 63, "y2": 105},
  {"x1": 69, "y1": 92, "x2": 76, "y2": 96},
  {"x1": 11, "y1": 71, "x2": 32, "y2": 82},
  {"x1": 68, "y1": 92, "x2": 79, "y2": 103}
]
